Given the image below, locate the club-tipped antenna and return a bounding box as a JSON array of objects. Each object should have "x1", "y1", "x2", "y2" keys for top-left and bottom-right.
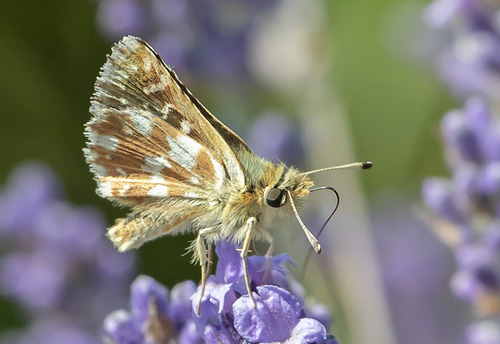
[
  {"x1": 301, "y1": 161, "x2": 372, "y2": 176},
  {"x1": 300, "y1": 186, "x2": 340, "y2": 280},
  {"x1": 287, "y1": 190, "x2": 321, "y2": 254}
]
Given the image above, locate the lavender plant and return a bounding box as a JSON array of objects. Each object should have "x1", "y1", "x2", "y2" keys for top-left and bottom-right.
[
  {"x1": 104, "y1": 242, "x2": 337, "y2": 344},
  {"x1": 422, "y1": 98, "x2": 500, "y2": 342},
  {"x1": 246, "y1": 112, "x2": 306, "y2": 167},
  {"x1": 95, "y1": 0, "x2": 278, "y2": 81},
  {"x1": 0, "y1": 162, "x2": 136, "y2": 343},
  {"x1": 421, "y1": 1, "x2": 500, "y2": 341},
  {"x1": 424, "y1": 0, "x2": 500, "y2": 99},
  {"x1": 408, "y1": 3, "x2": 500, "y2": 344}
]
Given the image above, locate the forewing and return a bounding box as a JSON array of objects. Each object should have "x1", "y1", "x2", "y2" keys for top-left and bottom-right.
[{"x1": 84, "y1": 35, "x2": 245, "y2": 206}]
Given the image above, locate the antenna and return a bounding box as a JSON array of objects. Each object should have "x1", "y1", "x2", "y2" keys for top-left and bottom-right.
[
  {"x1": 299, "y1": 186, "x2": 340, "y2": 279},
  {"x1": 298, "y1": 161, "x2": 373, "y2": 279},
  {"x1": 302, "y1": 161, "x2": 372, "y2": 176}
]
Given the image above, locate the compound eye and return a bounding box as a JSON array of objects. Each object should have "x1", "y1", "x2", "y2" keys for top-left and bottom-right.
[{"x1": 266, "y1": 188, "x2": 285, "y2": 208}]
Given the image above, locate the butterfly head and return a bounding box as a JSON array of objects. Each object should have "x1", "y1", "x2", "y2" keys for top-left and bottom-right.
[
  {"x1": 263, "y1": 167, "x2": 313, "y2": 210},
  {"x1": 260, "y1": 161, "x2": 372, "y2": 254}
]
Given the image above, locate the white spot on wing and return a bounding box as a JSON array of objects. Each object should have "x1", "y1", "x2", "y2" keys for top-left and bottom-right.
[
  {"x1": 161, "y1": 104, "x2": 172, "y2": 117},
  {"x1": 144, "y1": 57, "x2": 152, "y2": 72},
  {"x1": 116, "y1": 168, "x2": 127, "y2": 176},
  {"x1": 210, "y1": 155, "x2": 226, "y2": 189},
  {"x1": 148, "y1": 185, "x2": 168, "y2": 197},
  {"x1": 120, "y1": 36, "x2": 141, "y2": 52},
  {"x1": 143, "y1": 75, "x2": 168, "y2": 95},
  {"x1": 166, "y1": 135, "x2": 202, "y2": 169},
  {"x1": 119, "y1": 184, "x2": 130, "y2": 196},
  {"x1": 89, "y1": 133, "x2": 119, "y2": 151},
  {"x1": 131, "y1": 114, "x2": 152, "y2": 135},
  {"x1": 99, "y1": 181, "x2": 112, "y2": 197},
  {"x1": 184, "y1": 192, "x2": 201, "y2": 199},
  {"x1": 83, "y1": 148, "x2": 98, "y2": 161},
  {"x1": 142, "y1": 155, "x2": 172, "y2": 174},
  {"x1": 92, "y1": 164, "x2": 107, "y2": 177},
  {"x1": 180, "y1": 120, "x2": 191, "y2": 134},
  {"x1": 150, "y1": 175, "x2": 166, "y2": 183}
]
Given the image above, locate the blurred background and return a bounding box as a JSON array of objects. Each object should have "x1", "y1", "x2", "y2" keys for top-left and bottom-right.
[{"x1": 0, "y1": 0, "x2": 483, "y2": 343}]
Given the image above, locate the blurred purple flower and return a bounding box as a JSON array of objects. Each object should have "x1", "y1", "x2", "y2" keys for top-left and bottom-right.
[
  {"x1": 421, "y1": 4, "x2": 500, "y2": 341},
  {"x1": 246, "y1": 112, "x2": 306, "y2": 167},
  {"x1": 1, "y1": 317, "x2": 100, "y2": 344},
  {"x1": 95, "y1": 0, "x2": 278, "y2": 81},
  {"x1": 0, "y1": 161, "x2": 136, "y2": 343},
  {"x1": 424, "y1": 0, "x2": 500, "y2": 99},
  {"x1": 104, "y1": 241, "x2": 337, "y2": 343},
  {"x1": 0, "y1": 162, "x2": 60, "y2": 237},
  {"x1": 422, "y1": 98, "x2": 500, "y2": 342},
  {"x1": 466, "y1": 320, "x2": 500, "y2": 344},
  {"x1": 373, "y1": 193, "x2": 466, "y2": 344}
]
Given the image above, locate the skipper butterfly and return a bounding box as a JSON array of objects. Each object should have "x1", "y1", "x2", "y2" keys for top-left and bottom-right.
[{"x1": 84, "y1": 36, "x2": 371, "y2": 313}]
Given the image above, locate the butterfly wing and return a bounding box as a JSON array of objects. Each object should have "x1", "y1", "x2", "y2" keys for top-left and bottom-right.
[
  {"x1": 84, "y1": 36, "x2": 247, "y2": 250},
  {"x1": 140, "y1": 39, "x2": 254, "y2": 158}
]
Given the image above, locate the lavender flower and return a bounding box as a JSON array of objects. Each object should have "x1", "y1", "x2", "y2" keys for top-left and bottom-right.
[
  {"x1": 104, "y1": 241, "x2": 338, "y2": 344},
  {"x1": 95, "y1": 0, "x2": 278, "y2": 81},
  {"x1": 422, "y1": 98, "x2": 500, "y2": 342},
  {"x1": 423, "y1": 0, "x2": 500, "y2": 98},
  {"x1": 467, "y1": 320, "x2": 500, "y2": 344},
  {"x1": 0, "y1": 162, "x2": 136, "y2": 343},
  {"x1": 246, "y1": 112, "x2": 306, "y2": 167}
]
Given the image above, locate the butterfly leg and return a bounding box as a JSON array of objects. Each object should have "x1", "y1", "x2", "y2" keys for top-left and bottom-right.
[
  {"x1": 195, "y1": 227, "x2": 216, "y2": 315},
  {"x1": 240, "y1": 217, "x2": 257, "y2": 308}
]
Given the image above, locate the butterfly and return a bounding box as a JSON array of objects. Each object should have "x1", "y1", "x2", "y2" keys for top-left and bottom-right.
[{"x1": 84, "y1": 35, "x2": 371, "y2": 313}]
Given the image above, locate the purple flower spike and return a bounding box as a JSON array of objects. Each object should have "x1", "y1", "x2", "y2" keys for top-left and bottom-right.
[
  {"x1": 9, "y1": 318, "x2": 99, "y2": 344},
  {"x1": 104, "y1": 241, "x2": 338, "y2": 343},
  {"x1": 464, "y1": 97, "x2": 491, "y2": 141},
  {"x1": 233, "y1": 285, "x2": 303, "y2": 342},
  {"x1": 104, "y1": 310, "x2": 143, "y2": 344},
  {"x1": 104, "y1": 276, "x2": 175, "y2": 344},
  {"x1": 477, "y1": 163, "x2": 500, "y2": 195},
  {"x1": 305, "y1": 302, "x2": 333, "y2": 330},
  {"x1": 484, "y1": 221, "x2": 500, "y2": 250},
  {"x1": 215, "y1": 240, "x2": 245, "y2": 284},
  {"x1": 289, "y1": 318, "x2": 334, "y2": 344},
  {"x1": 466, "y1": 320, "x2": 500, "y2": 344},
  {"x1": 0, "y1": 250, "x2": 69, "y2": 310},
  {"x1": 95, "y1": 0, "x2": 281, "y2": 81},
  {"x1": 484, "y1": 122, "x2": 500, "y2": 162},
  {"x1": 97, "y1": 0, "x2": 146, "y2": 39},
  {"x1": 0, "y1": 162, "x2": 136, "y2": 343},
  {"x1": 0, "y1": 162, "x2": 60, "y2": 236},
  {"x1": 169, "y1": 281, "x2": 197, "y2": 331},
  {"x1": 131, "y1": 275, "x2": 170, "y2": 322},
  {"x1": 203, "y1": 324, "x2": 235, "y2": 344},
  {"x1": 424, "y1": 0, "x2": 465, "y2": 27},
  {"x1": 247, "y1": 112, "x2": 306, "y2": 167},
  {"x1": 441, "y1": 110, "x2": 481, "y2": 163},
  {"x1": 421, "y1": 27, "x2": 500, "y2": 334},
  {"x1": 422, "y1": 178, "x2": 464, "y2": 223}
]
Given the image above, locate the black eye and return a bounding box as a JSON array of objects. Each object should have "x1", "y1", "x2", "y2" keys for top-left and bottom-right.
[{"x1": 266, "y1": 188, "x2": 285, "y2": 208}]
